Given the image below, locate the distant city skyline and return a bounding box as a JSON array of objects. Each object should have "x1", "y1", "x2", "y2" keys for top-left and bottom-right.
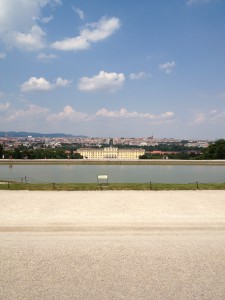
[
  {"x1": 0, "y1": 130, "x2": 216, "y2": 142},
  {"x1": 0, "y1": 0, "x2": 225, "y2": 139}
]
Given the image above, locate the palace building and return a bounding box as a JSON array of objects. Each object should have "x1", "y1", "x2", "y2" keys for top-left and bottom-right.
[{"x1": 76, "y1": 147, "x2": 145, "y2": 160}]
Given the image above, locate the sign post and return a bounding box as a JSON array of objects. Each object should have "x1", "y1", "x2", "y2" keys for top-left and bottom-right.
[{"x1": 97, "y1": 174, "x2": 108, "y2": 186}]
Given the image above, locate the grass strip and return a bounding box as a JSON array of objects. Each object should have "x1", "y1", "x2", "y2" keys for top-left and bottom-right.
[{"x1": 0, "y1": 182, "x2": 225, "y2": 191}]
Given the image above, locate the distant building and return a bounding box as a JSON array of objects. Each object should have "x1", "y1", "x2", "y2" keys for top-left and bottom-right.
[{"x1": 76, "y1": 147, "x2": 145, "y2": 159}]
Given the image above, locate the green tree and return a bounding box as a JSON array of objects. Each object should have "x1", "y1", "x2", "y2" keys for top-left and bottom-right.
[
  {"x1": 13, "y1": 148, "x2": 22, "y2": 159},
  {"x1": 203, "y1": 139, "x2": 225, "y2": 159},
  {"x1": 0, "y1": 144, "x2": 3, "y2": 158},
  {"x1": 71, "y1": 153, "x2": 83, "y2": 159}
]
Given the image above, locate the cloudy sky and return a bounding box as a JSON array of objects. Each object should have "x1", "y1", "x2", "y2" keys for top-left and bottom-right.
[{"x1": 0, "y1": 0, "x2": 225, "y2": 139}]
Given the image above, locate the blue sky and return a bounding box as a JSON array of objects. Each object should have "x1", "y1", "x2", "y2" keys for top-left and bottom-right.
[{"x1": 0, "y1": 0, "x2": 225, "y2": 139}]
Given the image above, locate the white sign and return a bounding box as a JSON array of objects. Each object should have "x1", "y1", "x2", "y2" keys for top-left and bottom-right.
[{"x1": 98, "y1": 175, "x2": 108, "y2": 180}]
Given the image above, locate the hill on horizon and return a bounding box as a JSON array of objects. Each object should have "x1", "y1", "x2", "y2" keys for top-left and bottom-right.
[{"x1": 0, "y1": 131, "x2": 87, "y2": 138}]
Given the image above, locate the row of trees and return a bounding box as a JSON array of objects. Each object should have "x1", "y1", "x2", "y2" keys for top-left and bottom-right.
[
  {"x1": 0, "y1": 146, "x2": 82, "y2": 159},
  {"x1": 140, "y1": 140, "x2": 225, "y2": 160},
  {"x1": 140, "y1": 152, "x2": 201, "y2": 160}
]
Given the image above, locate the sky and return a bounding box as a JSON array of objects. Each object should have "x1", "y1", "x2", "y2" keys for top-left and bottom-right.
[{"x1": 0, "y1": 0, "x2": 225, "y2": 139}]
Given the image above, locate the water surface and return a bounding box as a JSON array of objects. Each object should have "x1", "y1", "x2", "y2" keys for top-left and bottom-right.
[{"x1": 0, "y1": 164, "x2": 224, "y2": 183}]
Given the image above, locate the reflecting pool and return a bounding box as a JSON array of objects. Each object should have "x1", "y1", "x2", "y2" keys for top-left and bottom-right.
[{"x1": 0, "y1": 164, "x2": 225, "y2": 183}]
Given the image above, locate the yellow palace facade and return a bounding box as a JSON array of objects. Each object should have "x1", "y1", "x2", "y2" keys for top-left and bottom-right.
[{"x1": 77, "y1": 147, "x2": 145, "y2": 160}]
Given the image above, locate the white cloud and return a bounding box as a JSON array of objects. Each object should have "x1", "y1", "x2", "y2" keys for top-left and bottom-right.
[
  {"x1": 78, "y1": 71, "x2": 125, "y2": 92},
  {"x1": 159, "y1": 61, "x2": 176, "y2": 74},
  {"x1": 14, "y1": 25, "x2": 46, "y2": 51},
  {"x1": 0, "y1": 0, "x2": 61, "y2": 51},
  {"x1": 52, "y1": 36, "x2": 89, "y2": 51},
  {"x1": 129, "y1": 72, "x2": 151, "y2": 80},
  {"x1": 191, "y1": 110, "x2": 225, "y2": 125},
  {"x1": 0, "y1": 0, "x2": 48, "y2": 33},
  {"x1": 0, "y1": 102, "x2": 10, "y2": 112},
  {"x1": 0, "y1": 52, "x2": 6, "y2": 59},
  {"x1": 21, "y1": 77, "x2": 53, "y2": 92},
  {"x1": 96, "y1": 108, "x2": 137, "y2": 118},
  {"x1": 161, "y1": 112, "x2": 174, "y2": 118},
  {"x1": 193, "y1": 113, "x2": 206, "y2": 124},
  {"x1": 21, "y1": 76, "x2": 72, "y2": 92},
  {"x1": 81, "y1": 17, "x2": 120, "y2": 42},
  {"x1": 7, "y1": 104, "x2": 49, "y2": 121},
  {"x1": 39, "y1": 15, "x2": 54, "y2": 24},
  {"x1": 2, "y1": 102, "x2": 176, "y2": 132},
  {"x1": 46, "y1": 105, "x2": 175, "y2": 125},
  {"x1": 72, "y1": 7, "x2": 85, "y2": 20},
  {"x1": 47, "y1": 105, "x2": 89, "y2": 122},
  {"x1": 52, "y1": 17, "x2": 121, "y2": 51},
  {"x1": 55, "y1": 77, "x2": 72, "y2": 87},
  {"x1": 37, "y1": 53, "x2": 58, "y2": 62},
  {"x1": 95, "y1": 108, "x2": 174, "y2": 120},
  {"x1": 0, "y1": 2, "x2": 119, "y2": 52}
]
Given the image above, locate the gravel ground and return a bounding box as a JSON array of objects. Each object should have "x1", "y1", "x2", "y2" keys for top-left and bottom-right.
[
  {"x1": 1, "y1": 190, "x2": 225, "y2": 230},
  {"x1": 0, "y1": 190, "x2": 225, "y2": 299}
]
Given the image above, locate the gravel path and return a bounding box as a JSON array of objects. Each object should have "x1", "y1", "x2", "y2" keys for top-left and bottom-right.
[
  {"x1": 0, "y1": 191, "x2": 225, "y2": 299},
  {"x1": 1, "y1": 190, "x2": 225, "y2": 230}
]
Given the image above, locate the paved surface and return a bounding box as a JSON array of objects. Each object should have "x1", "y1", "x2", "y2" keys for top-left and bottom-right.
[{"x1": 1, "y1": 191, "x2": 225, "y2": 299}]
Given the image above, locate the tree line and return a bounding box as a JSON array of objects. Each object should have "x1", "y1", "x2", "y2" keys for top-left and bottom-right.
[
  {"x1": 140, "y1": 139, "x2": 225, "y2": 160},
  {"x1": 0, "y1": 146, "x2": 82, "y2": 159}
]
